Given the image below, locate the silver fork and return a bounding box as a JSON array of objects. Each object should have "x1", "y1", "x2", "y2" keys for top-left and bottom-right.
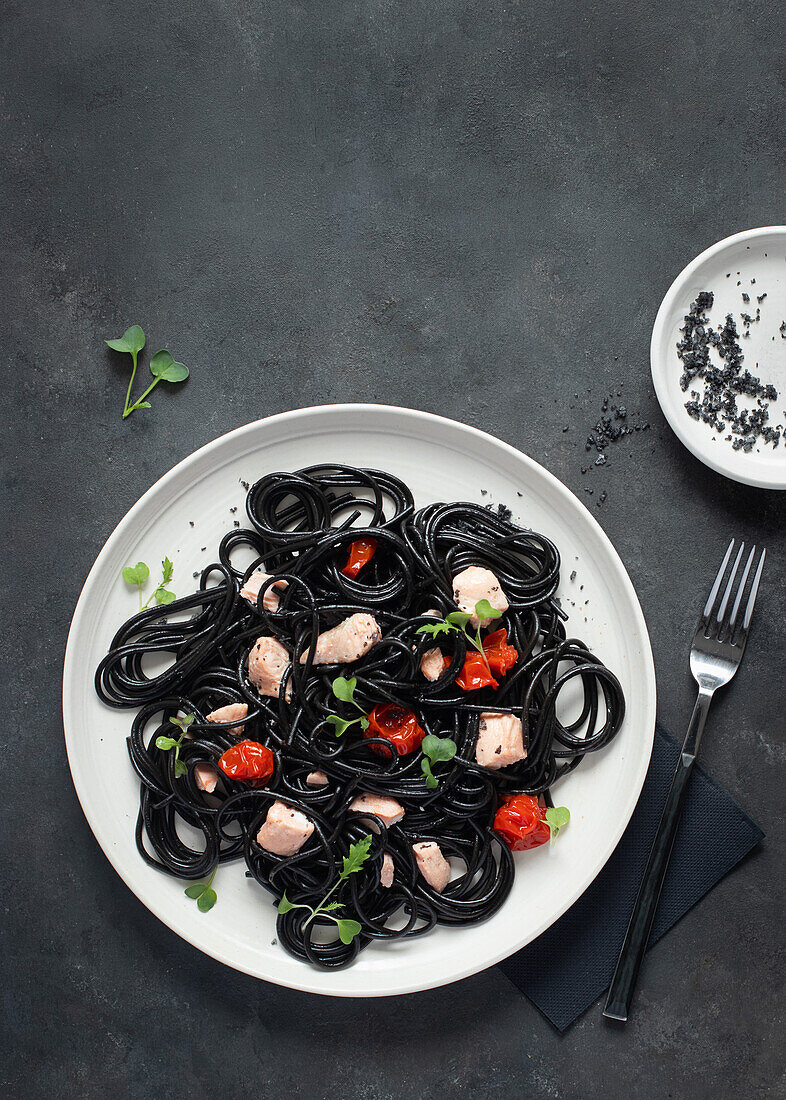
[{"x1": 603, "y1": 539, "x2": 766, "y2": 1023}]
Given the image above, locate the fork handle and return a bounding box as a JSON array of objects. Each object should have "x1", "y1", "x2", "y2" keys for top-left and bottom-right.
[{"x1": 603, "y1": 690, "x2": 712, "y2": 1022}]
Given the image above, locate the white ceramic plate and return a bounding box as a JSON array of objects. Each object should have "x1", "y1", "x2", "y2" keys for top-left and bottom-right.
[
  {"x1": 63, "y1": 404, "x2": 656, "y2": 997},
  {"x1": 651, "y1": 226, "x2": 786, "y2": 489}
]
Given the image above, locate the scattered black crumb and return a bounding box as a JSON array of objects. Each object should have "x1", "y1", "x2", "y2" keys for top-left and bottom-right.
[
  {"x1": 677, "y1": 291, "x2": 783, "y2": 450},
  {"x1": 516, "y1": 491, "x2": 523, "y2": 497},
  {"x1": 562, "y1": 425, "x2": 569, "y2": 432},
  {"x1": 201, "y1": 546, "x2": 206, "y2": 552},
  {"x1": 230, "y1": 506, "x2": 238, "y2": 514},
  {"x1": 240, "y1": 479, "x2": 250, "y2": 490},
  {"x1": 189, "y1": 521, "x2": 194, "y2": 527},
  {"x1": 233, "y1": 520, "x2": 240, "y2": 528},
  {"x1": 584, "y1": 487, "x2": 593, "y2": 495},
  {"x1": 570, "y1": 570, "x2": 577, "y2": 582},
  {"x1": 595, "y1": 454, "x2": 607, "y2": 466},
  {"x1": 192, "y1": 571, "x2": 199, "y2": 578},
  {"x1": 599, "y1": 490, "x2": 608, "y2": 504},
  {"x1": 751, "y1": 278, "x2": 756, "y2": 284},
  {"x1": 737, "y1": 280, "x2": 741, "y2": 286},
  {"x1": 757, "y1": 294, "x2": 767, "y2": 303},
  {"x1": 480, "y1": 489, "x2": 488, "y2": 496},
  {"x1": 742, "y1": 293, "x2": 750, "y2": 303},
  {"x1": 780, "y1": 322, "x2": 786, "y2": 339},
  {"x1": 580, "y1": 585, "x2": 584, "y2": 591},
  {"x1": 725, "y1": 273, "x2": 730, "y2": 278},
  {"x1": 496, "y1": 503, "x2": 512, "y2": 521}
]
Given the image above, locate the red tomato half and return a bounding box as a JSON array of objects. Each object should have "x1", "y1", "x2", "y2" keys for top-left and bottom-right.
[
  {"x1": 341, "y1": 538, "x2": 378, "y2": 579},
  {"x1": 483, "y1": 628, "x2": 518, "y2": 677},
  {"x1": 452, "y1": 651, "x2": 499, "y2": 692},
  {"x1": 218, "y1": 740, "x2": 275, "y2": 787},
  {"x1": 364, "y1": 704, "x2": 426, "y2": 757},
  {"x1": 493, "y1": 794, "x2": 550, "y2": 851}
]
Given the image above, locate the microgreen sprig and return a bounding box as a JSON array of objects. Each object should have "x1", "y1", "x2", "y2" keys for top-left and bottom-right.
[
  {"x1": 545, "y1": 806, "x2": 570, "y2": 843},
  {"x1": 184, "y1": 864, "x2": 218, "y2": 912},
  {"x1": 155, "y1": 713, "x2": 194, "y2": 778},
  {"x1": 277, "y1": 833, "x2": 372, "y2": 944},
  {"x1": 416, "y1": 599, "x2": 502, "y2": 659},
  {"x1": 106, "y1": 325, "x2": 189, "y2": 419},
  {"x1": 420, "y1": 733, "x2": 458, "y2": 789},
  {"x1": 121, "y1": 556, "x2": 176, "y2": 609},
  {"x1": 326, "y1": 676, "x2": 370, "y2": 738}
]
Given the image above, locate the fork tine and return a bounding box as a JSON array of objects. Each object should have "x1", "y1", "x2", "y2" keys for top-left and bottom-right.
[
  {"x1": 701, "y1": 539, "x2": 734, "y2": 625},
  {"x1": 716, "y1": 542, "x2": 745, "y2": 632},
  {"x1": 741, "y1": 548, "x2": 766, "y2": 635},
  {"x1": 728, "y1": 545, "x2": 756, "y2": 636}
]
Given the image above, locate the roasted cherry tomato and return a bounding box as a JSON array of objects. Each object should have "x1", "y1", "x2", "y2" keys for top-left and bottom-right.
[
  {"x1": 494, "y1": 794, "x2": 550, "y2": 851},
  {"x1": 452, "y1": 651, "x2": 499, "y2": 692},
  {"x1": 482, "y1": 628, "x2": 518, "y2": 677},
  {"x1": 364, "y1": 703, "x2": 426, "y2": 757},
  {"x1": 218, "y1": 740, "x2": 275, "y2": 787},
  {"x1": 341, "y1": 537, "x2": 378, "y2": 579}
]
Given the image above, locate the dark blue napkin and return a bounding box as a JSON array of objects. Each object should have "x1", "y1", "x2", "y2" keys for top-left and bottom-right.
[{"x1": 498, "y1": 724, "x2": 765, "y2": 1031}]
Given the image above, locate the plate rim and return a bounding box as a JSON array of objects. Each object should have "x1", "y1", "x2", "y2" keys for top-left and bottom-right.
[
  {"x1": 650, "y1": 224, "x2": 786, "y2": 491},
  {"x1": 62, "y1": 403, "x2": 657, "y2": 996}
]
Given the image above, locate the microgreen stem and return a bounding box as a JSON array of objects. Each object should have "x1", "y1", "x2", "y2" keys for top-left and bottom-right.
[
  {"x1": 127, "y1": 376, "x2": 161, "y2": 414},
  {"x1": 122, "y1": 351, "x2": 139, "y2": 419}
]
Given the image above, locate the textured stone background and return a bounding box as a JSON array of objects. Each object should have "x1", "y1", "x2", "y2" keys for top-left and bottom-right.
[{"x1": 2, "y1": 1, "x2": 784, "y2": 1096}]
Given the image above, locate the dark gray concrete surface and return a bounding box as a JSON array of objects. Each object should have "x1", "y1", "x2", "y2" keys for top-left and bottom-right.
[{"x1": 2, "y1": 1, "x2": 784, "y2": 1096}]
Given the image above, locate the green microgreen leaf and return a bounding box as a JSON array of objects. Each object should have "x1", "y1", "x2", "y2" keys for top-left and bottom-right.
[
  {"x1": 420, "y1": 734, "x2": 457, "y2": 790},
  {"x1": 122, "y1": 561, "x2": 150, "y2": 587},
  {"x1": 155, "y1": 587, "x2": 176, "y2": 605},
  {"x1": 421, "y1": 734, "x2": 458, "y2": 764},
  {"x1": 474, "y1": 599, "x2": 502, "y2": 623},
  {"x1": 161, "y1": 556, "x2": 174, "y2": 584},
  {"x1": 174, "y1": 758, "x2": 187, "y2": 778},
  {"x1": 197, "y1": 887, "x2": 217, "y2": 912},
  {"x1": 326, "y1": 715, "x2": 353, "y2": 737},
  {"x1": 320, "y1": 902, "x2": 344, "y2": 912},
  {"x1": 332, "y1": 676, "x2": 357, "y2": 704},
  {"x1": 155, "y1": 735, "x2": 178, "y2": 750},
  {"x1": 185, "y1": 865, "x2": 218, "y2": 910},
  {"x1": 169, "y1": 713, "x2": 194, "y2": 733},
  {"x1": 340, "y1": 834, "x2": 373, "y2": 879},
  {"x1": 446, "y1": 611, "x2": 473, "y2": 629},
  {"x1": 421, "y1": 758, "x2": 438, "y2": 789},
  {"x1": 149, "y1": 350, "x2": 174, "y2": 376},
  {"x1": 544, "y1": 806, "x2": 570, "y2": 842},
  {"x1": 416, "y1": 621, "x2": 451, "y2": 638},
  {"x1": 359, "y1": 715, "x2": 369, "y2": 731},
  {"x1": 277, "y1": 891, "x2": 296, "y2": 914},
  {"x1": 106, "y1": 325, "x2": 145, "y2": 356},
  {"x1": 336, "y1": 919, "x2": 362, "y2": 945}
]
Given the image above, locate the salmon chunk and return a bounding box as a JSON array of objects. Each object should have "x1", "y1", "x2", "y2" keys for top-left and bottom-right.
[
  {"x1": 300, "y1": 613, "x2": 381, "y2": 665},
  {"x1": 193, "y1": 762, "x2": 219, "y2": 793},
  {"x1": 240, "y1": 570, "x2": 288, "y2": 612},
  {"x1": 349, "y1": 793, "x2": 405, "y2": 827},
  {"x1": 452, "y1": 566, "x2": 509, "y2": 627},
  {"x1": 305, "y1": 770, "x2": 329, "y2": 787},
  {"x1": 206, "y1": 702, "x2": 248, "y2": 737},
  {"x1": 413, "y1": 841, "x2": 451, "y2": 893},
  {"x1": 420, "y1": 647, "x2": 445, "y2": 681},
  {"x1": 256, "y1": 800, "x2": 314, "y2": 856},
  {"x1": 475, "y1": 711, "x2": 526, "y2": 769},
  {"x1": 248, "y1": 636, "x2": 292, "y2": 701},
  {"x1": 380, "y1": 852, "x2": 395, "y2": 888}
]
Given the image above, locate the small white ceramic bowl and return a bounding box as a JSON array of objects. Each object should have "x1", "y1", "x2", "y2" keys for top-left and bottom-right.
[{"x1": 651, "y1": 226, "x2": 786, "y2": 489}]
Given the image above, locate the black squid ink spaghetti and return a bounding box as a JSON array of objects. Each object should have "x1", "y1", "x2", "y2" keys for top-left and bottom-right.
[{"x1": 96, "y1": 464, "x2": 625, "y2": 969}]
